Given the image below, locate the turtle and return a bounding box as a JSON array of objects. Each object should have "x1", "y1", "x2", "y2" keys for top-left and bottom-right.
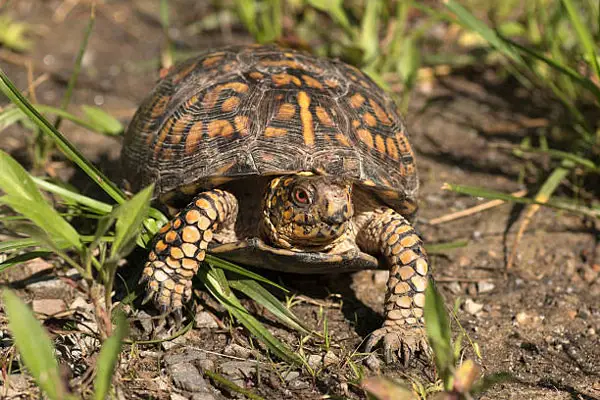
[{"x1": 121, "y1": 44, "x2": 431, "y2": 364}]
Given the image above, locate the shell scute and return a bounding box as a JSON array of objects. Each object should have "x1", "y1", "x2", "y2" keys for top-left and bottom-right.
[{"x1": 122, "y1": 45, "x2": 418, "y2": 213}]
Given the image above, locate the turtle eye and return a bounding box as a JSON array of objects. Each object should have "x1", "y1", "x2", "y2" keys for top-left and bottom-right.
[{"x1": 293, "y1": 187, "x2": 312, "y2": 206}]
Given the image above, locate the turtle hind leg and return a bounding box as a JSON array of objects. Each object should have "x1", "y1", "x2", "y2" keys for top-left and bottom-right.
[{"x1": 140, "y1": 188, "x2": 238, "y2": 314}]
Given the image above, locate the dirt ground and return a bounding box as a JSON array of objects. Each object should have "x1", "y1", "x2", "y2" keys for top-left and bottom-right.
[{"x1": 1, "y1": 1, "x2": 599, "y2": 399}]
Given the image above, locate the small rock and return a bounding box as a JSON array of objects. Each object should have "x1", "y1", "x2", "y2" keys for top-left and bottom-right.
[
  {"x1": 169, "y1": 362, "x2": 208, "y2": 392},
  {"x1": 70, "y1": 297, "x2": 93, "y2": 313},
  {"x1": 26, "y1": 278, "x2": 72, "y2": 299},
  {"x1": 463, "y1": 299, "x2": 484, "y2": 315},
  {"x1": 161, "y1": 334, "x2": 187, "y2": 351},
  {"x1": 587, "y1": 327, "x2": 596, "y2": 336},
  {"x1": 223, "y1": 343, "x2": 253, "y2": 359},
  {"x1": 289, "y1": 379, "x2": 310, "y2": 390},
  {"x1": 458, "y1": 256, "x2": 470, "y2": 268},
  {"x1": 220, "y1": 361, "x2": 256, "y2": 378},
  {"x1": 566, "y1": 310, "x2": 577, "y2": 320},
  {"x1": 32, "y1": 299, "x2": 65, "y2": 315},
  {"x1": 323, "y1": 351, "x2": 340, "y2": 367},
  {"x1": 514, "y1": 311, "x2": 529, "y2": 325},
  {"x1": 307, "y1": 354, "x2": 323, "y2": 370},
  {"x1": 477, "y1": 281, "x2": 495, "y2": 294},
  {"x1": 136, "y1": 311, "x2": 154, "y2": 335},
  {"x1": 198, "y1": 359, "x2": 215, "y2": 372},
  {"x1": 164, "y1": 348, "x2": 206, "y2": 366},
  {"x1": 195, "y1": 311, "x2": 219, "y2": 329},
  {"x1": 283, "y1": 371, "x2": 300, "y2": 382},
  {"x1": 171, "y1": 394, "x2": 188, "y2": 400},
  {"x1": 447, "y1": 281, "x2": 463, "y2": 295},
  {"x1": 191, "y1": 393, "x2": 216, "y2": 400},
  {"x1": 372, "y1": 271, "x2": 389, "y2": 286}
]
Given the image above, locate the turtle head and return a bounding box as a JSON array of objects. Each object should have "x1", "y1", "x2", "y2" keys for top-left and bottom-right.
[{"x1": 262, "y1": 174, "x2": 353, "y2": 250}]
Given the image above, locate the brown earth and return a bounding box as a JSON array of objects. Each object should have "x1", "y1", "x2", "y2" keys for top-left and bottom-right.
[{"x1": 1, "y1": 1, "x2": 599, "y2": 399}]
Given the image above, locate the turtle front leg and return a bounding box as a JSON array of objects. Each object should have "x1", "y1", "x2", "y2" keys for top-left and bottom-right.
[
  {"x1": 140, "y1": 189, "x2": 238, "y2": 318},
  {"x1": 357, "y1": 208, "x2": 430, "y2": 365}
]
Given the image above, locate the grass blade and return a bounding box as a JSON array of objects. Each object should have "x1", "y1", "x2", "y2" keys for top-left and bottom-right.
[
  {"x1": 81, "y1": 105, "x2": 123, "y2": 135},
  {"x1": 442, "y1": 183, "x2": 600, "y2": 218},
  {"x1": 206, "y1": 255, "x2": 288, "y2": 292},
  {"x1": 229, "y1": 278, "x2": 312, "y2": 335},
  {"x1": 32, "y1": 177, "x2": 113, "y2": 214},
  {"x1": 94, "y1": 313, "x2": 128, "y2": 400},
  {"x1": 424, "y1": 282, "x2": 453, "y2": 390},
  {"x1": 501, "y1": 36, "x2": 600, "y2": 101},
  {"x1": 0, "y1": 150, "x2": 82, "y2": 250},
  {"x1": 0, "y1": 69, "x2": 126, "y2": 204},
  {"x1": 0, "y1": 238, "x2": 42, "y2": 253},
  {"x1": 54, "y1": 4, "x2": 95, "y2": 130},
  {"x1": 110, "y1": 185, "x2": 154, "y2": 259},
  {"x1": 444, "y1": 0, "x2": 523, "y2": 64},
  {"x1": 3, "y1": 290, "x2": 67, "y2": 400},
  {"x1": 199, "y1": 266, "x2": 301, "y2": 364},
  {"x1": 561, "y1": 0, "x2": 600, "y2": 81}
]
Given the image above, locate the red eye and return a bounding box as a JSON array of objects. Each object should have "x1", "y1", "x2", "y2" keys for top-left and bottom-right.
[{"x1": 293, "y1": 188, "x2": 311, "y2": 205}]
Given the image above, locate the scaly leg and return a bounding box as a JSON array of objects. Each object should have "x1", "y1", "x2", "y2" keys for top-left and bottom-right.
[
  {"x1": 358, "y1": 208, "x2": 430, "y2": 365},
  {"x1": 140, "y1": 189, "x2": 238, "y2": 318}
]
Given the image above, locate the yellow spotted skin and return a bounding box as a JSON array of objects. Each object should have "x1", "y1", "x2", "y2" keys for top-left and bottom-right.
[
  {"x1": 123, "y1": 45, "x2": 431, "y2": 365},
  {"x1": 140, "y1": 189, "x2": 238, "y2": 311}
]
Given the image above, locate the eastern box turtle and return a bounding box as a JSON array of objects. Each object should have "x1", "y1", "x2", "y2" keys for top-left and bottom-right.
[{"x1": 121, "y1": 44, "x2": 431, "y2": 363}]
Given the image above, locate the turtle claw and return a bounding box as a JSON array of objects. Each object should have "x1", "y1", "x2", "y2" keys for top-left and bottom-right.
[{"x1": 365, "y1": 325, "x2": 430, "y2": 366}]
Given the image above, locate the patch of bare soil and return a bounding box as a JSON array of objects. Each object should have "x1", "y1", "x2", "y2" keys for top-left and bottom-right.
[{"x1": 1, "y1": 1, "x2": 599, "y2": 399}]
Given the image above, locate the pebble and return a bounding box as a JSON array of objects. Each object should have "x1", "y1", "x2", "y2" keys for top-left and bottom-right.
[
  {"x1": 195, "y1": 311, "x2": 219, "y2": 329},
  {"x1": 477, "y1": 281, "x2": 495, "y2": 294},
  {"x1": 307, "y1": 354, "x2": 323, "y2": 370},
  {"x1": 223, "y1": 343, "x2": 253, "y2": 359},
  {"x1": 164, "y1": 348, "x2": 206, "y2": 366},
  {"x1": 136, "y1": 311, "x2": 154, "y2": 335},
  {"x1": 70, "y1": 297, "x2": 93, "y2": 313},
  {"x1": 463, "y1": 299, "x2": 484, "y2": 315},
  {"x1": 323, "y1": 351, "x2": 340, "y2": 367},
  {"x1": 514, "y1": 311, "x2": 530, "y2": 325},
  {"x1": 220, "y1": 361, "x2": 256, "y2": 378},
  {"x1": 283, "y1": 371, "x2": 300, "y2": 382},
  {"x1": 161, "y1": 334, "x2": 187, "y2": 351},
  {"x1": 198, "y1": 359, "x2": 215, "y2": 373},
  {"x1": 191, "y1": 393, "x2": 216, "y2": 400},
  {"x1": 32, "y1": 299, "x2": 65, "y2": 315},
  {"x1": 447, "y1": 282, "x2": 463, "y2": 295},
  {"x1": 170, "y1": 394, "x2": 188, "y2": 400},
  {"x1": 169, "y1": 362, "x2": 208, "y2": 392},
  {"x1": 26, "y1": 278, "x2": 72, "y2": 299}
]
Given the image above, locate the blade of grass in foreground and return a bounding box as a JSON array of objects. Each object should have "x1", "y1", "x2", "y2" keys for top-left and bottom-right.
[
  {"x1": 3, "y1": 290, "x2": 69, "y2": 400},
  {"x1": 0, "y1": 150, "x2": 82, "y2": 250},
  {"x1": 199, "y1": 266, "x2": 302, "y2": 365},
  {"x1": 442, "y1": 183, "x2": 600, "y2": 218},
  {"x1": 94, "y1": 313, "x2": 128, "y2": 400},
  {"x1": 424, "y1": 282, "x2": 453, "y2": 391},
  {"x1": 229, "y1": 279, "x2": 312, "y2": 335},
  {"x1": 0, "y1": 69, "x2": 126, "y2": 204},
  {"x1": 561, "y1": 0, "x2": 600, "y2": 82}
]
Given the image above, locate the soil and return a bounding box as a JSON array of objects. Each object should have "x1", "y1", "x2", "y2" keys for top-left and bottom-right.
[{"x1": 1, "y1": 1, "x2": 599, "y2": 399}]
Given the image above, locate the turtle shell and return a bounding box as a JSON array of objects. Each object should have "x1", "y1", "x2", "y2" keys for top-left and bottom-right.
[{"x1": 121, "y1": 44, "x2": 418, "y2": 215}]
